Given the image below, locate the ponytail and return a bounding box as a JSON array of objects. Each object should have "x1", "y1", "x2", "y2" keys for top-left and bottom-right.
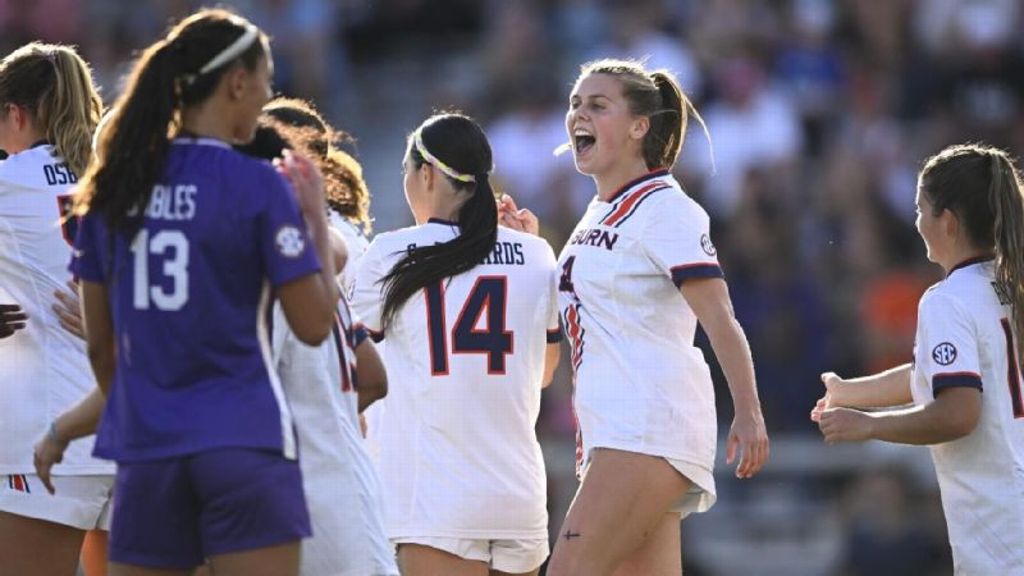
[
  {"x1": 323, "y1": 147, "x2": 372, "y2": 232},
  {"x1": 646, "y1": 72, "x2": 684, "y2": 170},
  {"x1": 76, "y1": 9, "x2": 267, "y2": 233},
  {"x1": 78, "y1": 40, "x2": 179, "y2": 231},
  {"x1": 0, "y1": 43, "x2": 102, "y2": 177},
  {"x1": 989, "y1": 154, "x2": 1024, "y2": 364},
  {"x1": 379, "y1": 114, "x2": 497, "y2": 331}
]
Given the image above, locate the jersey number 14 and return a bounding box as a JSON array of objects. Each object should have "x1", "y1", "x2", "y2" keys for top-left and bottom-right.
[{"x1": 425, "y1": 276, "x2": 514, "y2": 376}]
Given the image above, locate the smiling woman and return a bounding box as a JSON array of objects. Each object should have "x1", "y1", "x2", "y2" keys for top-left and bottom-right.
[
  {"x1": 498, "y1": 58, "x2": 770, "y2": 576},
  {"x1": 557, "y1": 60, "x2": 769, "y2": 576}
]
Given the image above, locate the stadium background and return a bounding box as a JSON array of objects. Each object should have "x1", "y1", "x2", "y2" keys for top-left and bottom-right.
[{"x1": 5, "y1": 0, "x2": 1021, "y2": 573}]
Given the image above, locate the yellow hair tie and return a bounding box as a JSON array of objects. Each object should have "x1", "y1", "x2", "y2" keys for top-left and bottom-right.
[{"x1": 414, "y1": 130, "x2": 476, "y2": 183}]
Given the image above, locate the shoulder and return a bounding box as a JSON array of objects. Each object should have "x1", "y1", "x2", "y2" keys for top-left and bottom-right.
[
  {"x1": 497, "y1": 227, "x2": 553, "y2": 251},
  {"x1": 632, "y1": 180, "x2": 710, "y2": 230},
  {"x1": 918, "y1": 282, "x2": 972, "y2": 320},
  {"x1": 0, "y1": 146, "x2": 58, "y2": 188},
  {"x1": 363, "y1": 224, "x2": 422, "y2": 258}
]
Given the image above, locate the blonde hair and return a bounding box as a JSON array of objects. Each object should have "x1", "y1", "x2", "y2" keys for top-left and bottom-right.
[{"x1": 0, "y1": 43, "x2": 103, "y2": 176}]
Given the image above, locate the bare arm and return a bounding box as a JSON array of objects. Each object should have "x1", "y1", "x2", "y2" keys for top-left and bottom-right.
[
  {"x1": 34, "y1": 387, "x2": 106, "y2": 494},
  {"x1": 80, "y1": 280, "x2": 114, "y2": 396},
  {"x1": 355, "y1": 339, "x2": 387, "y2": 413},
  {"x1": 819, "y1": 387, "x2": 981, "y2": 445},
  {"x1": 681, "y1": 277, "x2": 768, "y2": 478},
  {"x1": 53, "y1": 280, "x2": 85, "y2": 340},
  {"x1": 276, "y1": 150, "x2": 339, "y2": 345},
  {"x1": 542, "y1": 342, "x2": 560, "y2": 389},
  {"x1": 826, "y1": 364, "x2": 914, "y2": 409}
]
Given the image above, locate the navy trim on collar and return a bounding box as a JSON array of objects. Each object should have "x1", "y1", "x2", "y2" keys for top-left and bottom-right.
[
  {"x1": 606, "y1": 169, "x2": 671, "y2": 203},
  {"x1": 947, "y1": 255, "x2": 995, "y2": 277},
  {"x1": 427, "y1": 217, "x2": 459, "y2": 226},
  {"x1": 29, "y1": 139, "x2": 50, "y2": 149}
]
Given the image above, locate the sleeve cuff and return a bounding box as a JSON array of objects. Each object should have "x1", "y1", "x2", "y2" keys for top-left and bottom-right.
[
  {"x1": 358, "y1": 323, "x2": 384, "y2": 343},
  {"x1": 547, "y1": 328, "x2": 563, "y2": 343},
  {"x1": 932, "y1": 372, "x2": 983, "y2": 395},
  {"x1": 670, "y1": 263, "x2": 724, "y2": 287},
  {"x1": 352, "y1": 325, "x2": 370, "y2": 348}
]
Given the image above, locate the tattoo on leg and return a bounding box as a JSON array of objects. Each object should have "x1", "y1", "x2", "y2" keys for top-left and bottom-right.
[{"x1": 563, "y1": 530, "x2": 581, "y2": 541}]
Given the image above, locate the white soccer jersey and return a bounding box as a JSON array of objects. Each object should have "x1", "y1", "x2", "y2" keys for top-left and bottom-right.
[
  {"x1": 556, "y1": 170, "x2": 720, "y2": 513},
  {"x1": 0, "y1": 145, "x2": 112, "y2": 475},
  {"x1": 350, "y1": 220, "x2": 560, "y2": 540},
  {"x1": 910, "y1": 258, "x2": 1024, "y2": 574},
  {"x1": 271, "y1": 293, "x2": 398, "y2": 576},
  {"x1": 329, "y1": 210, "x2": 370, "y2": 288}
]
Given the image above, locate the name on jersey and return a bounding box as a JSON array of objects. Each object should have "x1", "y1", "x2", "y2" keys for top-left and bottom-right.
[
  {"x1": 569, "y1": 227, "x2": 619, "y2": 251},
  {"x1": 128, "y1": 184, "x2": 197, "y2": 221},
  {"x1": 992, "y1": 281, "x2": 1012, "y2": 306},
  {"x1": 43, "y1": 162, "x2": 78, "y2": 186},
  {"x1": 405, "y1": 241, "x2": 526, "y2": 265}
]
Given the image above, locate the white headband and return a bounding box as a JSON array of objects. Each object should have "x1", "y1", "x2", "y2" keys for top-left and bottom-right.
[{"x1": 198, "y1": 23, "x2": 260, "y2": 75}]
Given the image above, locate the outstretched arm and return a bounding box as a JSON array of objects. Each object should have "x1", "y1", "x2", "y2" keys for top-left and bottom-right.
[{"x1": 818, "y1": 386, "x2": 980, "y2": 445}]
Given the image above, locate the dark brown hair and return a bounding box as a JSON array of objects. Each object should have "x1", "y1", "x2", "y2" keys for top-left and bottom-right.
[
  {"x1": 921, "y1": 143, "x2": 1024, "y2": 364},
  {"x1": 76, "y1": 8, "x2": 268, "y2": 233}
]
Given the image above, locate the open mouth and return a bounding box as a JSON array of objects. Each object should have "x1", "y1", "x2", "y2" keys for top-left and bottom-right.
[{"x1": 574, "y1": 129, "x2": 596, "y2": 155}]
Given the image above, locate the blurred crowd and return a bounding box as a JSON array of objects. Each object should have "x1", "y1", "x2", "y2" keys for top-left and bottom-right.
[{"x1": 4, "y1": 0, "x2": 1019, "y2": 573}]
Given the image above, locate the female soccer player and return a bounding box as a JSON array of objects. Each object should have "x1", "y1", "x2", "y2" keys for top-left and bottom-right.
[
  {"x1": 46, "y1": 9, "x2": 338, "y2": 576},
  {"x1": 238, "y1": 116, "x2": 398, "y2": 576},
  {"x1": 504, "y1": 58, "x2": 770, "y2": 576},
  {"x1": 813, "y1": 143, "x2": 1024, "y2": 573},
  {"x1": 350, "y1": 113, "x2": 562, "y2": 576},
  {"x1": 0, "y1": 42, "x2": 113, "y2": 576},
  {"x1": 260, "y1": 97, "x2": 373, "y2": 283}
]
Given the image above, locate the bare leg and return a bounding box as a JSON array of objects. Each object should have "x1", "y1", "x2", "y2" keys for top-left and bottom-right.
[
  {"x1": 0, "y1": 510, "x2": 85, "y2": 576},
  {"x1": 545, "y1": 449, "x2": 690, "y2": 576},
  {"x1": 612, "y1": 512, "x2": 683, "y2": 576},
  {"x1": 82, "y1": 529, "x2": 109, "y2": 576},
  {"x1": 206, "y1": 541, "x2": 301, "y2": 576},
  {"x1": 107, "y1": 562, "x2": 188, "y2": 576}
]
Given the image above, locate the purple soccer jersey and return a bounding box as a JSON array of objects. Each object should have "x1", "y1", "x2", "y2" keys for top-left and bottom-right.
[{"x1": 71, "y1": 138, "x2": 321, "y2": 462}]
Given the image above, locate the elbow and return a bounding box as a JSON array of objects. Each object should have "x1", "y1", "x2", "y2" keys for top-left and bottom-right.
[{"x1": 945, "y1": 410, "x2": 980, "y2": 441}]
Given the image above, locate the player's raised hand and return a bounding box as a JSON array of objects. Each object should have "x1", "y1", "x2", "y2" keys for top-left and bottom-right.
[
  {"x1": 0, "y1": 303, "x2": 28, "y2": 339},
  {"x1": 726, "y1": 410, "x2": 769, "y2": 479},
  {"x1": 52, "y1": 280, "x2": 85, "y2": 341},
  {"x1": 497, "y1": 195, "x2": 539, "y2": 236},
  {"x1": 276, "y1": 149, "x2": 326, "y2": 222},
  {"x1": 818, "y1": 407, "x2": 874, "y2": 444}
]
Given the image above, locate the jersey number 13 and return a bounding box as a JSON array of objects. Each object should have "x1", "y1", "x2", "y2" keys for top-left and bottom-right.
[{"x1": 131, "y1": 229, "x2": 190, "y2": 311}]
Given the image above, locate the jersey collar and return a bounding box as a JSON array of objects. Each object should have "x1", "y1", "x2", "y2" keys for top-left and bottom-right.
[
  {"x1": 605, "y1": 169, "x2": 671, "y2": 203},
  {"x1": 427, "y1": 217, "x2": 459, "y2": 227},
  {"x1": 947, "y1": 255, "x2": 995, "y2": 277}
]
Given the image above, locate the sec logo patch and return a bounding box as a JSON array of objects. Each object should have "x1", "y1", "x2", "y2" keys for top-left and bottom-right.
[
  {"x1": 275, "y1": 226, "x2": 306, "y2": 258},
  {"x1": 700, "y1": 233, "x2": 717, "y2": 257},
  {"x1": 931, "y1": 342, "x2": 957, "y2": 366}
]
